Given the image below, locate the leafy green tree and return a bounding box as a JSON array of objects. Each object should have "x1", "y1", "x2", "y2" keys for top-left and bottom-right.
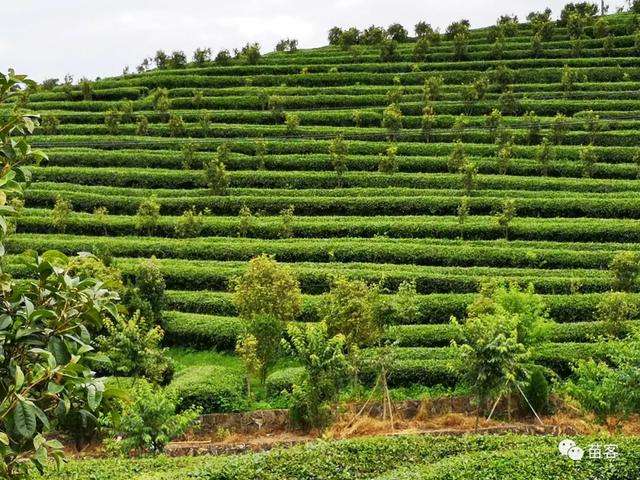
[
  {"x1": 240, "y1": 43, "x2": 261, "y2": 64},
  {"x1": 322, "y1": 276, "x2": 384, "y2": 349},
  {"x1": 232, "y1": 254, "x2": 302, "y2": 324},
  {"x1": 495, "y1": 198, "x2": 516, "y2": 239},
  {"x1": 51, "y1": 195, "x2": 72, "y2": 233},
  {"x1": 236, "y1": 334, "x2": 261, "y2": 397},
  {"x1": 448, "y1": 140, "x2": 467, "y2": 173},
  {"x1": 561, "y1": 65, "x2": 577, "y2": 95},
  {"x1": 580, "y1": 143, "x2": 598, "y2": 178},
  {"x1": 531, "y1": 33, "x2": 544, "y2": 57},
  {"x1": 381, "y1": 103, "x2": 403, "y2": 140},
  {"x1": 498, "y1": 88, "x2": 519, "y2": 115},
  {"x1": 497, "y1": 141, "x2": 513, "y2": 175},
  {"x1": 168, "y1": 113, "x2": 185, "y2": 137},
  {"x1": 453, "y1": 33, "x2": 469, "y2": 60},
  {"x1": 232, "y1": 255, "x2": 301, "y2": 383},
  {"x1": 136, "y1": 114, "x2": 149, "y2": 136},
  {"x1": 485, "y1": 108, "x2": 503, "y2": 142},
  {"x1": 278, "y1": 204, "x2": 295, "y2": 239},
  {"x1": 254, "y1": 139, "x2": 267, "y2": 169},
  {"x1": 536, "y1": 137, "x2": 555, "y2": 176},
  {"x1": 104, "y1": 381, "x2": 199, "y2": 455},
  {"x1": 41, "y1": 115, "x2": 60, "y2": 135},
  {"x1": 285, "y1": 112, "x2": 300, "y2": 134},
  {"x1": 378, "y1": 144, "x2": 398, "y2": 173},
  {"x1": 237, "y1": 205, "x2": 253, "y2": 237},
  {"x1": 214, "y1": 49, "x2": 232, "y2": 65},
  {"x1": 361, "y1": 25, "x2": 385, "y2": 45},
  {"x1": 104, "y1": 108, "x2": 121, "y2": 135},
  {"x1": 329, "y1": 135, "x2": 348, "y2": 184},
  {"x1": 97, "y1": 312, "x2": 173, "y2": 384},
  {"x1": 380, "y1": 39, "x2": 399, "y2": 62},
  {"x1": 199, "y1": 110, "x2": 211, "y2": 136},
  {"x1": 412, "y1": 37, "x2": 430, "y2": 62},
  {"x1": 283, "y1": 322, "x2": 350, "y2": 429},
  {"x1": 597, "y1": 291, "x2": 639, "y2": 337},
  {"x1": 551, "y1": 113, "x2": 568, "y2": 145},
  {"x1": 181, "y1": 141, "x2": 197, "y2": 170},
  {"x1": 523, "y1": 111, "x2": 541, "y2": 145},
  {"x1": 460, "y1": 159, "x2": 478, "y2": 194},
  {"x1": 135, "y1": 195, "x2": 160, "y2": 235},
  {"x1": 421, "y1": 104, "x2": 436, "y2": 141},
  {"x1": 204, "y1": 146, "x2": 229, "y2": 195},
  {"x1": 193, "y1": 47, "x2": 212, "y2": 65},
  {"x1": 583, "y1": 110, "x2": 602, "y2": 144},
  {"x1": 423, "y1": 75, "x2": 443, "y2": 101},
  {"x1": 453, "y1": 311, "x2": 528, "y2": 424},
  {"x1": 387, "y1": 23, "x2": 408, "y2": 42},
  {"x1": 610, "y1": 251, "x2": 640, "y2": 292},
  {"x1": 175, "y1": 207, "x2": 204, "y2": 238},
  {"x1": 0, "y1": 251, "x2": 122, "y2": 478}
]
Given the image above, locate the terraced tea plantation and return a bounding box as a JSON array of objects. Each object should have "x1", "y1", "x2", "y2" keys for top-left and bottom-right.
[{"x1": 15, "y1": 10, "x2": 640, "y2": 413}]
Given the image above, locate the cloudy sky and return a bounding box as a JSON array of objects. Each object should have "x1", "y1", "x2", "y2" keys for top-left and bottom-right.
[{"x1": 3, "y1": 0, "x2": 630, "y2": 81}]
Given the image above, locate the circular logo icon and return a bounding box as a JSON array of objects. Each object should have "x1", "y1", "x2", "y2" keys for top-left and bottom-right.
[
  {"x1": 567, "y1": 446, "x2": 584, "y2": 461},
  {"x1": 559, "y1": 439, "x2": 576, "y2": 456}
]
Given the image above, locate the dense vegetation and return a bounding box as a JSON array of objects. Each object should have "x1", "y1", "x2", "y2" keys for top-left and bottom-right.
[{"x1": 10, "y1": 1, "x2": 640, "y2": 476}]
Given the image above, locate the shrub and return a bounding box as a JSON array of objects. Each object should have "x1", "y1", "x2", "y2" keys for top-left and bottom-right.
[
  {"x1": 97, "y1": 312, "x2": 174, "y2": 385},
  {"x1": 378, "y1": 143, "x2": 398, "y2": 174},
  {"x1": 283, "y1": 322, "x2": 350, "y2": 429},
  {"x1": 610, "y1": 251, "x2": 640, "y2": 292},
  {"x1": 168, "y1": 113, "x2": 185, "y2": 137},
  {"x1": 136, "y1": 114, "x2": 149, "y2": 135},
  {"x1": 215, "y1": 49, "x2": 232, "y2": 65},
  {"x1": 412, "y1": 37, "x2": 430, "y2": 62},
  {"x1": 135, "y1": 195, "x2": 160, "y2": 235},
  {"x1": 52, "y1": 195, "x2": 72, "y2": 232},
  {"x1": 181, "y1": 141, "x2": 197, "y2": 170},
  {"x1": 380, "y1": 38, "x2": 399, "y2": 62},
  {"x1": 382, "y1": 103, "x2": 403, "y2": 140},
  {"x1": 104, "y1": 108, "x2": 121, "y2": 134},
  {"x1": 232, "y1": 254, "x2": 302, "y2": 324},
  {"x1": 361, "y1": 26, "x2": 385, "y2": 45},
  {"x1": 597, "y1": 291, "x2": 639, "y2": 337},
  {"x1": 105, "y1": 381, "x2": 199, "y2": 455},
  {"x1": 423, "y1": 75, "x2": 443, "y2": 101},
  {"x1": 285, "y1": 112, "x2": 300, "y2": 134},
  {"x1": 238, "y1": 205, "x2": 253, "y2": 237},
  {"x1": 41, "y1": 115, "x2": 60, "y2": 134},
  {"x1": 387, "y1": 23, "x2": 408, "y2": 42},
  {"x1": 167, "y1": 366, "x2": 245, "y2": 413},
  {"x1": 447, "y1": 140, "x2": 466, "y2": 173},
  {"x1": 522, "y1": 366, "x2": 550, "y2": 416},
  {"x1": 322, "y1": 276, "x2": 384, "y2": 349},
  {"x1": 551, "y1": 113, "x2": 568, "y2": 145},
  {"x1": 175, "y1": 207, "x2": 205, "y2": 238},
  {"x1": 193, "y1": 47, "x2": 212, "y2": 66},
  {"x1": 279, "y1": 204, "x2": 295, "y2": 239},
  {"x1": 204, "y1": 151, "x2": 229, "y2": 195},
  {"x1": 452, "y1": 33, "x2": 469, "y2": 60}
]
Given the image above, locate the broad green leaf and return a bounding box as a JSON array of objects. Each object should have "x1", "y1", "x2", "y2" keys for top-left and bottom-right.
[{"x1": 14, "y1": 400, "x2": 36, "y2": 438}]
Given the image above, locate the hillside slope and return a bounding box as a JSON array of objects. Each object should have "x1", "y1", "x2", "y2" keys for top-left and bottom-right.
[{"x1": 14, "y1": 12, "x2": 640, "y2": 407}]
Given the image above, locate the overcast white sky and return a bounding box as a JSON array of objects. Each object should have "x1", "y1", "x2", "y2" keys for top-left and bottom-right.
[{"x1": 2, "y1": 0, "x2": 629, "y2": 81}]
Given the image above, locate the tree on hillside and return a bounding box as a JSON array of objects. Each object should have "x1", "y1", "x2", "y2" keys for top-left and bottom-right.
[{"x1": 387, "y1": 23, "x2": 408, "y2": 42}]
